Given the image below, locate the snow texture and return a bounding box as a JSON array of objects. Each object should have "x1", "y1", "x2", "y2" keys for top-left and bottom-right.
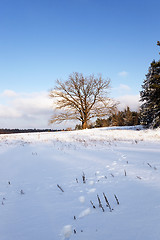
[
  {"x1": 79, "y1": 208, "x2": 91, "y2": 218},
  {"x1": 79, "y1": 196, "x2": 85, "y2": 203},
  {"x1": 0, "y1": 126, "x2": 160, "y2": 240},
  {"x1": 62, "y1": 225, "x2": 72, "y2": 239}
]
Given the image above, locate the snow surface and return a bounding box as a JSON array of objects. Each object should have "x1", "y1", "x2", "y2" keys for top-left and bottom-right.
[{"x1": 0, "y1": 126, "x2": 160, "y2": 240}]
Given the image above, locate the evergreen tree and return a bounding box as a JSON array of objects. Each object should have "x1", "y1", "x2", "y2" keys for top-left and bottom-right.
[
  {"x1": 140, "y1": 57, "x2": 160, "y2": 128},
  {"x1": 132, "y1": 111, "x2": 140, "y2": 125},
  {"x1": 94, "y1": 107, "x2": 140, "y2": 127},
  {"x1": 95, "y1": 117, "x2": 111, "y2": 127},
  {"x1": 124, "y1": 107, "x2": 134, "y2": 126},
  {"x1": 111, "y1": 111, "x2": 124, "y2": 126},
  {"x1": 117, "y1": 111, "x2": 125, "y2": 126}
]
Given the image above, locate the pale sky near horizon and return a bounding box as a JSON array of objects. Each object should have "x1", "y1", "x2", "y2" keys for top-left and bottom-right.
[{"x1": 0, "y1": 0, "x2": 160, "y2": 129}]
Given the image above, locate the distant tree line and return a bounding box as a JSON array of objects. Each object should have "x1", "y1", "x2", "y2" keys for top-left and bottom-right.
[
  {"x1": 0, "y1": 129, "x2": 59, "y2": 134},
  {"x1": 95, "y1": 107, "x2": 140, "y2": 127},
  {"x1": 75, "y1": 106, "x2": 140, "y2": 129}
]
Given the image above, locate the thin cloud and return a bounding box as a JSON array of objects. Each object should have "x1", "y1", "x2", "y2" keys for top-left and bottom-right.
[
  {"x1": 1, "y1": 90, "x2": 18, "y2": 98},
  {"x1": 116, "y1": 94, "x2": 140, "y2": 111},
  {"x1": 112, "y1": 84, "x2": 131, "y2": 96},
  {"x1": 118, "y1": 71, "x2": 128, "y2": 77},
  {"x1": 119, "y1": 84, "x2": 131, "y2": 91},
  {"x1": 0, "y1": 90, "x2": 54, "y2": 128},
  {"x1": 0, "y1": 104, "x2": 21, "y2": 118}
]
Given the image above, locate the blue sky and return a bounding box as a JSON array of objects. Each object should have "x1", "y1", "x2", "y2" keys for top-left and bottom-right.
[{"x1": 0, "y1": 0, "x2": 160, "y2": 128}]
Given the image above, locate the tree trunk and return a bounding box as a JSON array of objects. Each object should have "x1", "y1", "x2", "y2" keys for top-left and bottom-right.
[{"x1": 82, "y1": 120, "x2": 87, "y2": 129}]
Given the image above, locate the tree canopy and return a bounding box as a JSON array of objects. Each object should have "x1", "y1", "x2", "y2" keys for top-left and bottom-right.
[{"x1": 49, "y1": 72, "x2": 117, "y2": 129}]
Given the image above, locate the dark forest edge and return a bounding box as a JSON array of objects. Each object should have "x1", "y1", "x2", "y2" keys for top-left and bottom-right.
[{"x1": 0, "y1": 129, "x2": 61, "y2": 134}]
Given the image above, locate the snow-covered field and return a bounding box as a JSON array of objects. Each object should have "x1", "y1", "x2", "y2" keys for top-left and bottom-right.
[{"x1": 0, "y1": 126, "x2": 160, "y2": 240}]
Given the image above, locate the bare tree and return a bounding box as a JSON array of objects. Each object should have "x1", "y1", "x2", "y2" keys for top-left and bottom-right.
[{"x1": 49, "y1": 72, "x2": 117, "y2": 129}]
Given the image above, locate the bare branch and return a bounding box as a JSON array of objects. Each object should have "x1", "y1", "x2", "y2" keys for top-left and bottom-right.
[{"x1": 49, "y1": 72, "x2": 117, "y2": 129}]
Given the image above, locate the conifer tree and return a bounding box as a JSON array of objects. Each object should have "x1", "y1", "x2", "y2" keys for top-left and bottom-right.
[
  {"x1": 140, "y1": 42, "x2": 160, "y2": 128},
  {"x1": 124, "y1": 107, "x2": 133, "y2": 126},
  {"x1": 94, "y1": 107, "x2": 139, "y2": 128}
]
